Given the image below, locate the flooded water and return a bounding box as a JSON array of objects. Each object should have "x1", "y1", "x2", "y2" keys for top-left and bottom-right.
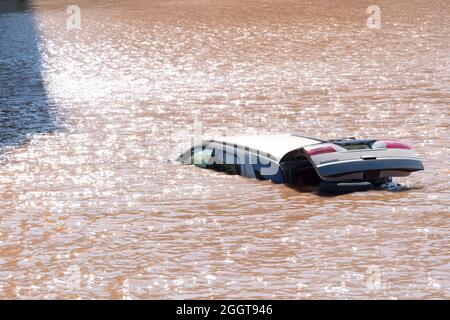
[{"x1": 0, "y1": 0, "x2": 449, "y2": 299}]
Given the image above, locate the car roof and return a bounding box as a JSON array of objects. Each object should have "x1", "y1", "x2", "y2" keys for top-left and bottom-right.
[{"x1": 207, "y1": 134, "x2": 322, "y2": 161}]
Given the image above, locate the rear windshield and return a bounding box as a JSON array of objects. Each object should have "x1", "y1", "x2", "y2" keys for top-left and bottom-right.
[{"x1": 330, "y1": 139, "x2": 375, "y2": 150}]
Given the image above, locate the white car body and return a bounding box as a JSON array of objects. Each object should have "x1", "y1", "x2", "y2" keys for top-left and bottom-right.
[{"x1": 178, "y1": 133, "x2": 424, "y2": 191}]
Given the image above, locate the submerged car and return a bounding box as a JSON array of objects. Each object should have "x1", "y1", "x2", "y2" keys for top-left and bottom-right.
[{"x1": 177, "y1": 134, "x2": 424, "y2": 193}]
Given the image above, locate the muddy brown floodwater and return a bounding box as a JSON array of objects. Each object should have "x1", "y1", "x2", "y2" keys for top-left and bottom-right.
[{"x1": 0, "y1": 0, "x2": 449, "y2": 299}]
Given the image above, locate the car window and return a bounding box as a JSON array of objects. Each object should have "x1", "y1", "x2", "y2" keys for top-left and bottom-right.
[{"x1": 192, "y1": 148, "x2": 214, "y2": 168}]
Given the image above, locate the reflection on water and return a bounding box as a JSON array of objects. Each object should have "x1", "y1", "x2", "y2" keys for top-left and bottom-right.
[
  {"x1": 0, "y1": 0, "x2": 56, "y2": 157},
  {"x1": 0, "y1": 0, "x2": 449, "y2": 299}
]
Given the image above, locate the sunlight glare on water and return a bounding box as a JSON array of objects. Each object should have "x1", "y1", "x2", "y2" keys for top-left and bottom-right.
[{"x1": 0, "y1": 0, "x2": 448, "y2": 299}]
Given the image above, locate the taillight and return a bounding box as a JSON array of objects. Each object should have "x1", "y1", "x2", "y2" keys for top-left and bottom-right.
[
  {"x1": 306, "y1": 145, "x2": 337, "y2": 156},
  {"x1": 373, "y1": 140, "x2": 411, "y2": 150}
]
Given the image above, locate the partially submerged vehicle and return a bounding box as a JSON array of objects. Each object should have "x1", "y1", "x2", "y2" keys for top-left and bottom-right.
[{"x1": 177, "y1": 134, "x2": 424, "y2": 193}]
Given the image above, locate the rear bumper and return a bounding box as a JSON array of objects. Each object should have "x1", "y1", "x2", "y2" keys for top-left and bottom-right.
[{"x1": 317, "y1": 158, "x2": 424, "y2": 177}]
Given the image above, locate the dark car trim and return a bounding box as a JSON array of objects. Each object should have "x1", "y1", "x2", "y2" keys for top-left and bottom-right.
[{"x1": 317, "y1": 158, "x2": 424, "y2": 177}]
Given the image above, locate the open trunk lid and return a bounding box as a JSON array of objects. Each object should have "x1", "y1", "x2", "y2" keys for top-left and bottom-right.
[{"x1": 302, "y1": 138, "x2": 424, "y2": 181}]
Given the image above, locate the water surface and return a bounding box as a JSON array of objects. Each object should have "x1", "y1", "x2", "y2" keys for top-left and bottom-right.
[{"x1": 0, "y1": 0, "x2": 448, "y2": 299}]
